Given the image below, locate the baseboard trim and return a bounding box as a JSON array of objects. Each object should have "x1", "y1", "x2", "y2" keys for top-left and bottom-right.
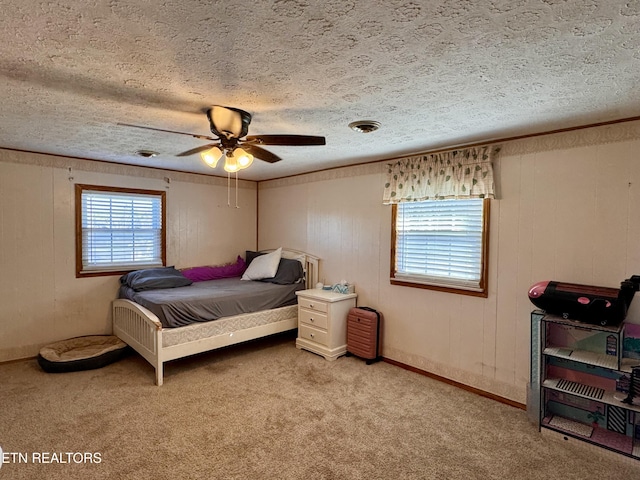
[
  {"x1": 382, "y1": 357, "x2": 526, "y2": 410},
  {"x1": 0, "y1": 355, "x2": 36, "y2": 366}
]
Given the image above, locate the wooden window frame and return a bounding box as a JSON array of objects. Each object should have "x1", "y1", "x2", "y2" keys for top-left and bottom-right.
[
  {"x1": 75, "y1": 184, "x2": 167, "y2": 278},
  {"x1": 390, "y1": 198, "x2": 490, "y2": 298}
]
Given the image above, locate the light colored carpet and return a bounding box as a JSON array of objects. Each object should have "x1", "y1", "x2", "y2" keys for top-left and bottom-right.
[{"x1": 1, "y1": 332, "x2": 639, "y2": 479}]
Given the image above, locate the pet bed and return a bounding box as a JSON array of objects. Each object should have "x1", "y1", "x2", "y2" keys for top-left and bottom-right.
[{"x1": 37, "y1": 335, "x2": 129, "y2": 373}]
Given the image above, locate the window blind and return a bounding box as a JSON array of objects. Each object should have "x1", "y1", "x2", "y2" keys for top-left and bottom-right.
[
  {"x1": 395, "y1": 199, "x2": 485, "y2": 291},
  {"x1": 81, "y1": 189, "x2": 163, "y2": 271}
]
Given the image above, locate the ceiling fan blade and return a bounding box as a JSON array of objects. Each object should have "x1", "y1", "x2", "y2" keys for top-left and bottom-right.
[
  {"x1": 117, "y1": 122, "x2": 215, "y2": 141},
  {"x1": 245, "y1": 134, "x2": 326, "y2": 146},
  {"x1": 176, "y1": 144, "x2": 218, "y2": 157},
  {"x1": 241, "y1": 144, "x2": 282, "y2": 163}
]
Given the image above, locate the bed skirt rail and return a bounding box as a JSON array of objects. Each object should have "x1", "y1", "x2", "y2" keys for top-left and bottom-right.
[
  {"x1": 112, "y1": 299, "x2": 165, "y2": 384},
  {"x1": 112, "y1": 300, "x2": 300, "y2": 386}
]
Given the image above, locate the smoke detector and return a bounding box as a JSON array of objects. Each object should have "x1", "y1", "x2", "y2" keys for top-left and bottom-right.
[{"x1": 348, "y1": 120, "x2": 381, "y2": 133}]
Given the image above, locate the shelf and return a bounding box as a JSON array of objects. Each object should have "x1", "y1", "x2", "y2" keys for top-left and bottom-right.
[
  {"x1": 533, "y1": 311, "x2": 640, "y2": 462},
  {"x1": 542, "y1": 415, "x2": 638, "y2": 458},
  {"x1": 543, "y1": 378, "x2": 640, "y2": 413},
  {"x1": 544, "y1": 346, "x2": 619, "y2": 370},
  {"x1": 540, "y1": 313, "x2": 623, "y2": 333}
]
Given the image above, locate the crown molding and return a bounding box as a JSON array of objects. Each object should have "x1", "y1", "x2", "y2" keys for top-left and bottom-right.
[
  {"x1": 0, "y1": 148, "x2": 257, "y2": 189},
  {"x1": 260, "y1": 118, "x2": 640, "y2": 190}
]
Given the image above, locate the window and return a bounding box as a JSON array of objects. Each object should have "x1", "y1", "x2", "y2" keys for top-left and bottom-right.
[
  {"x1": 391, "y1": 198, "x2": 490, "y2": 297},
  {"x1": 75, "y1": 184, "x2": 166, "y2": 277}
]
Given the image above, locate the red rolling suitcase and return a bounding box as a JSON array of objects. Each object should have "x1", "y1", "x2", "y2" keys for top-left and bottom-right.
[{"x1": 346, "y1": 307, "x2": 382, "y2": 364}]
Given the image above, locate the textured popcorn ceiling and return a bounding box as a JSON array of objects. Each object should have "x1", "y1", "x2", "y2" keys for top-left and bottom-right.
[{"x1": 1, "y1": 0, "x2": 639, "y2": 180}]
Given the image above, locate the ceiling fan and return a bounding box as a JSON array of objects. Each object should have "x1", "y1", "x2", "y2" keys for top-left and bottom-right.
[{"x1": 119, "y1": 105, "x2": 326, "y2": 172}]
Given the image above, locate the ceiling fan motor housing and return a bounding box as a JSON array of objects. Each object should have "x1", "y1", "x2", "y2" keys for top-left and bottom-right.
[{"x1": 207, "y1": 106, "x2": 252, "y2": 139}]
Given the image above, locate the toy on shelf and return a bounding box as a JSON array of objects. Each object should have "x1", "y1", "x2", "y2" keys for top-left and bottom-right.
[
  {"x1": 528, "y1": 275, "x2": 640, "y2": 326},
  {"x1": 622, "y1": 366, "x2": 640, "y2": 406}
]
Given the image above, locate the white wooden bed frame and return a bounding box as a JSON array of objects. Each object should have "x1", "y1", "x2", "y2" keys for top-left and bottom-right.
[{"x1": 112, "y1": 249, "x2": 319, "y2": 385}]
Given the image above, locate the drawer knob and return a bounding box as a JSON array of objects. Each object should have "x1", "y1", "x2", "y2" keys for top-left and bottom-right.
[
  {"x1": 309, "y1": 303, "x2": 314, "y2": 308},
  {"x1": 310, "y1": 317, "x2": 314, "y2": 322},
  {"x1": 310, "y1": 333, "x2": 315, "y2": 338}
]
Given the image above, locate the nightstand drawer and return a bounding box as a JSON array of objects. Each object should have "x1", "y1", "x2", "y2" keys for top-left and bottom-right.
[
  {"x1": 298, "y1": 297, "x2": 328, "y2": 313},
  {"x1": 299, "y1": 308, "x2": 328, "y2": 330},
  {"x1": 299, "y1": 324, "x2": 328, "y2": 345}
]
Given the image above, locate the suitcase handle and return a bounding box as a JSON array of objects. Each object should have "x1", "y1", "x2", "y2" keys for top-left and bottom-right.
[{"x1": 358, "y1": 306, "x2": 378, "y2": 313}]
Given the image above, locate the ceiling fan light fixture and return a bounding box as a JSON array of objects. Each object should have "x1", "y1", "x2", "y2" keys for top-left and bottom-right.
[
  {"x1": 234, "y1": 147, "x2": 254, "y2": 169},
  {"x1": 223, "y1": 155, "x2": 240, "y2": 173},
  {"x1": 201, "y1": 146, "x2": 224, "y2": 168},
  {"x1": 348, "y1": 120, "x2": 381, "y2": 133}
]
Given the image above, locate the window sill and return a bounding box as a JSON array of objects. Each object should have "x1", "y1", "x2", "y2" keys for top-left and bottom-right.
[
  {"x1": 77, "y1": 269, "x2": 133, "y2": 279},
  {"x1": 77, "y1": 264, "x2": 163, "y2": 278},
  {"x1": 390, "y1": 277, "x2": 488, "y2": 298}
]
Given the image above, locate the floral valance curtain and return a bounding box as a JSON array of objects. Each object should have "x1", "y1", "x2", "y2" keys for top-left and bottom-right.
[{"x1": 382, "y1": 145, "x2": 498, "y2": 204}]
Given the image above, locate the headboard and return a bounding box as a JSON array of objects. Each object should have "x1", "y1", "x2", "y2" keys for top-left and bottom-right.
[{"x1": 262, "y1": 248, "x2": 320, "y2": 290}]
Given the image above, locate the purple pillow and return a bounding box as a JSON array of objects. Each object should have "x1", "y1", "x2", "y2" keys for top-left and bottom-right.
[{"x1": 181, "y1": 256, "x2": 247, "y2": 282}]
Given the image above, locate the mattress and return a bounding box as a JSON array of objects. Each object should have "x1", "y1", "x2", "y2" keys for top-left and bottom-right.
[
  {"x1": 119, "y1": 277, "x2": 304, "y2": 328},
  {"x1": 162, "y1": 305, "x2": 298, "y2": 348}
]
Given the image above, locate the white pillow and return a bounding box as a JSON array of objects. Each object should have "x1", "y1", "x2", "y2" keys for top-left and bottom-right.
[{"x1": 241, "y1": 247, "x2": 283, "y2": 281}]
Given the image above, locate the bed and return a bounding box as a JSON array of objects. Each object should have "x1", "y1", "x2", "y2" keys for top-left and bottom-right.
[{"x1": 112, "y1": 248, "x2": 319, "y2": 385}]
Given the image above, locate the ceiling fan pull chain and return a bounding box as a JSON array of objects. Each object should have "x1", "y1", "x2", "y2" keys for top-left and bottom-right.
[
  {"x1": 227, "y1": 171, "x2": 231, "y2": 207},
  {"x1": 235, "y1": 171, "x2": 239, "y2": 208}
]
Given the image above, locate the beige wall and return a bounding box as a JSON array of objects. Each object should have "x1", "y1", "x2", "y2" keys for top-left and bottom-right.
[
  {"x1": 0, "y1": 150, "x2": 257, "y2": 362},
  {"x1": 258, "y1": 121, "x2": 640, "y2": 403}
]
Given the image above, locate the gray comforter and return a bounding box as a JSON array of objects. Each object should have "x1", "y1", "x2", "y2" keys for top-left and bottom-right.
[{"x1": 119, "y1": 277, "x2": 304, "y2": 328}]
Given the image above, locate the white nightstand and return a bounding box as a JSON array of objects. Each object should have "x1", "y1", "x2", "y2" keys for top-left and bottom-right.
[{"x1": 295, "y1": 289, "x2": 357, "y2": 361}]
